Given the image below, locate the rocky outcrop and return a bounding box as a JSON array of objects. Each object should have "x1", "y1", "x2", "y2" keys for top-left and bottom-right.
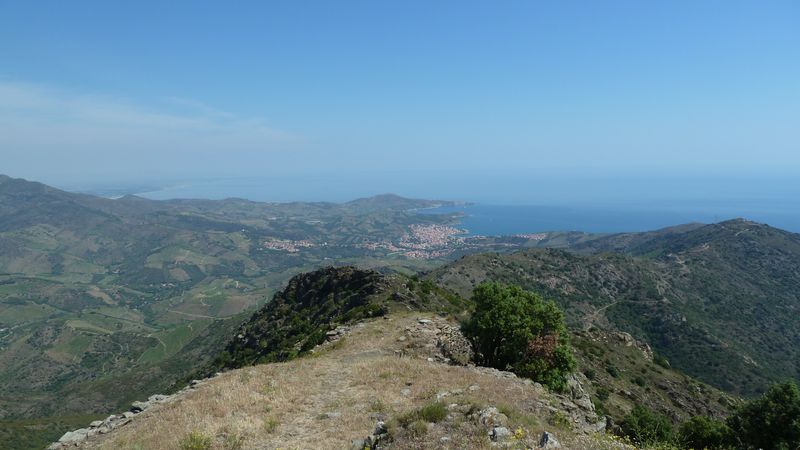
[
  {"x1": 398, "y1": 316, "x2": 605, "y2": 435},
  {"x1": 612, "y1": 331, "x2": 654, "y2": 361},
  {"x1": 397, "y1": 317, "x2": 473, "y2": 365}
]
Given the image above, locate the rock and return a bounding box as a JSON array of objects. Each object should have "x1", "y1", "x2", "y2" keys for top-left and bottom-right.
[
  {"x1": 539, "y1": 431, "x2": 561, "y2": 448},
  {"x1": 418, "y1": 319, "x2": 432, "y2": 324},
  {"x1": 473, "y1": 406, "x2": 508, "y2": 428},
  {"x1": 400, "y1": 388, "x2": 411, "y2": 396},
  {"x1": 468, "y1": 384, "x2": 480, "y2": 392},
  {"x1": 131, "y1": 401, "x2": 149, "y2": 412},
  {"x1": 566, "y1": 374, "x2": 595, "y2": 411},
  {"x1": 435, "y1": 322, "x2": 474, "y2": 365},
  {"x1": 351, "y1": 421, "x2": 389, "y2": 450},
  {"x1": 89, "y1": 420, "x2": 103, "y2": 428},
  {"x1": 122, "y1": 411, "x2": 136, "y2": 419},
  {"x1": 490, "y1": 426, "x2": 511, "y2": 442},
  {"x1": 58, "y1": 428, "x2": 89, "y2": 443},
  {"x1": 350, "y1": 438, "x2": 367, "y2": 450},
  {"x1": 148, "y1": 394, "x2": 168, "y2": 403}
]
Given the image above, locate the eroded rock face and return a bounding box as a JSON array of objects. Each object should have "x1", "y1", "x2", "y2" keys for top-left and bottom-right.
[{"x1": 398, "y1": 317, "x2": 474, "y2": 365}]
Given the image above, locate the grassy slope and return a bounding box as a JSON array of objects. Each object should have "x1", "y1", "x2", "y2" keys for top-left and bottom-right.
[{"x1": 77, "y1": 314, "x2": 621, "y2": 450}]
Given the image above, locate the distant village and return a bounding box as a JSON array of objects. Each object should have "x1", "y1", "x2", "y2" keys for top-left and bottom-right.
[{"x1": 262, "y1": 224, "x2": 465, "y2": 259}]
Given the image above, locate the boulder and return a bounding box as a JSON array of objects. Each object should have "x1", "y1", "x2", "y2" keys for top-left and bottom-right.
[
  {"x1": 473, "y1": 406, "x2": 508, "y2": 428},
  {"x1": 58, "y1": 428, "x2": 89, "y2": 443},
  {"x1": 539, "y1": 431, "x2": 561, "y2": 448},
  {"x1": 490, "y1": 426, "x2": 512, "y2": 442}
]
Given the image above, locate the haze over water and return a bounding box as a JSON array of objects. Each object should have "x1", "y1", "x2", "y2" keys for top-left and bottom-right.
[{"x1": 77, "y1": 169, "x2": 800, "y2": 234}]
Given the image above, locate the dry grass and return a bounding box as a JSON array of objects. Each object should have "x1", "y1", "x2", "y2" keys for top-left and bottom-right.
[{"x1": 82, "y1": 314, "x2": 617, "y2": 449}]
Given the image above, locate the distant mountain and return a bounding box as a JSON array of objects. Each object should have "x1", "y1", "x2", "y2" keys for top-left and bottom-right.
[
  {"x1": 344, "y1": 193, "x2": 454, "y2": 213},
  {"x1": 431, "y1": 219, "x2": 800, "y2": 396}
]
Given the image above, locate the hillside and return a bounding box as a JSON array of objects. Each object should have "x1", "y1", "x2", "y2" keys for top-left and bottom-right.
[
  {"x1": 49, "y1": 314, "x2": 611, "y2": 450},
  {"x1": 46, "y1": 266, "x2": 734, "y2": 450},
  {"x1": 208, "y1": 266, "x2": 469, "y2": 373},
  {"x1": 0, "y1": 175, "x2": 477, "y2": 448},
  {"x1": 431, "y1": 220, "x2": 800, "y2": 396}
]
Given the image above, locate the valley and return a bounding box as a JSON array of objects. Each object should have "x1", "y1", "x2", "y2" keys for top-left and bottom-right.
[{"x1": 2, "y1": 174, "x2": 800, "y2": 449}]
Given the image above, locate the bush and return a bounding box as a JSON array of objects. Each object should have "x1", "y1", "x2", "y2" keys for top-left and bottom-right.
[
  {"x1": 418, "y1": 402, "x2": 447, "y2": 423},
  {"x1": 605, "y1": 363, "x2": 620, "y2": 378},
  {"x1": 397, "y1": 402, "x2": 447, "y2": 427},
  {"x1": 679, "y1": 415, "x2": 730, "y2": 449},
  {"x1": 595, "y1": 386, "x2": 610, "y2": 401},
  {"x1": 653, "y1": 354, "x2": 671, "y2": 368},
  {"x1": 180, "y1": 430, "x2": 213, "y2": 450},
  {"x1": 621, "y1": 405, "x2": 674, "y2": 446},
  {"x1": 726, "y1": 380, "x2": 800, "y2": 450},
  {"x1": 462, "y1": 282, "x2": 575, "y2": 392}
]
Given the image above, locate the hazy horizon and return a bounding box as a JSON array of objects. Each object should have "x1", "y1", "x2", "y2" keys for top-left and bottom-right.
[{"x1": 32, "y1": 169, "x2": 797, "y2": 233}]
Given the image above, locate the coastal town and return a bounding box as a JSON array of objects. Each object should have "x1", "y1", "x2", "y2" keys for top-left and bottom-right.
[{"x1": 262, "y1": 223, "x2": 466, "y2": 259}]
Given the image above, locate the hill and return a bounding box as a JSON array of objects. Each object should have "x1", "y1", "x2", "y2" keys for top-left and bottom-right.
[
  {"x1": 0, "y1": 175, "x2": 477, "y2": 448},
  {"x1": 45, "y1": 266, "x2": 733, "y2": 450},
  {"x1": 430, "y1": 220, "x2": 800, "y2": 396}
]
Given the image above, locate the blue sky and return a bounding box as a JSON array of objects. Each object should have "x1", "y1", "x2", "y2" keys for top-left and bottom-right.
[{"x1": 1, "y1": 1, "x2": 798, "y2": 186}]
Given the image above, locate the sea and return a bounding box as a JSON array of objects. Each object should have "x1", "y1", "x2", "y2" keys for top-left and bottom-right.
[
  {"x1": 76, "y1": 171, "x2": 800, "y2": 235},
  {"x1": 418, "y1": 202, "x2": 800, "y2": 235}
]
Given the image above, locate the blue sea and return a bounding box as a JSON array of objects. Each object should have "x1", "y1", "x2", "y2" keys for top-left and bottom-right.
[
  {"x1": 75, "y1": 171, "x2": 800, "y2": 234},
  {"x1": 420, "y1": 202, "x2": 800, "y2": 235}
]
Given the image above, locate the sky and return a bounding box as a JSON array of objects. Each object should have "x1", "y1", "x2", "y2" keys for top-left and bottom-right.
[{"x1": 1, "y1": 1, "x2": 799, "y2": 190}]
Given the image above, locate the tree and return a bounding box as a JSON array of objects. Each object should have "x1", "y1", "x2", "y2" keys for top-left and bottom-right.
[
  {"x1": 462, "y1": 282, "x2": 575, "y2": 392},
  {"x1": 726, "y1": 380, "x2": 800, "y2": 450},
  {"x1": 621, "y1": 405, "x2": 674, "y2": 446},
  {"x1": 679, "y1": 415, "x2": 730, "y2": 449}
]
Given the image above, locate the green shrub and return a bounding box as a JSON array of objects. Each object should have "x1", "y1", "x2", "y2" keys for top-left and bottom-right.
[
  {"x1": 605, "y1": 363, "x2": 620, "y2": 378},
  {"x1": 418, "y1": 402, "x2": 447, "y2": 423},
  {"x1": 179, "y1": 430, "x2": 213, "y2": 450},
  {"x1": 595, "y1": 386, "x2": 610, "y2": 401},
  {"x1": 621, "y1": 405, "x2": 674, "y2": 446},
  {"x1": 726, "y1": 380, "x2": 800, "y2": 450},
  {"x1": 653, "y1": 354, "x2": 671, "y2": 369},
  {"x1": 462, "y1": 282, "x2": 576, "y2": 392},
  {"x1": 679, "y1": 415, "x2": 730, "y2": 449}
]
